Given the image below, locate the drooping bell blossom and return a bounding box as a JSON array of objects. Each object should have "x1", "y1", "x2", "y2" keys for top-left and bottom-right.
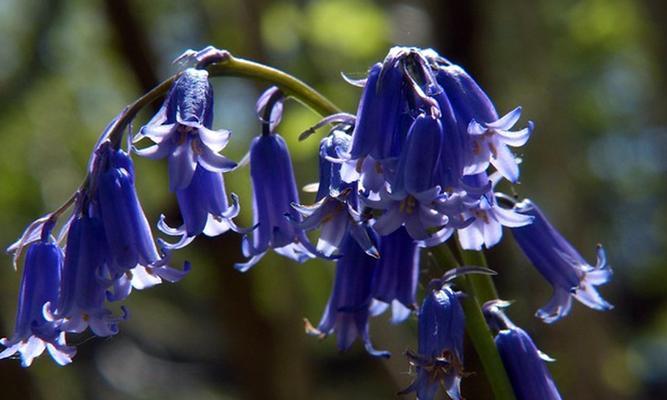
[
  {"x1": 370, "y1": 227, "x2": 419, "y2": 323},
  {"x1": 363, "y1": 114, "x2": 448, "y2": 240},
  {"x1": 434, "y1": 63, "x2": 533, "y2": 183},
  {"x1": 159, "y1": 166, "x2": 241, "y2": 249},
  {"x1": 306, "y1": 233, "x2": 389, "y2": 358},
  {"x1": 291, "y1": 131, "x2": 378, "y2": 258},
  {"x1": 134, "y1": 67, "x2": 238, "y2": 247},
  {"x1": 315, "y1": 129, "x2": 353, "y2": 201},
  {"x1": 430, "y1": 83, "x2": 465, "y2": 191},
  {"x1": 484, "y1": 301, "x2": 562, "y2": 400},
  {"x1": 455, "y1": 172, "x2": 533, "y2": 250},
  {"x1": 94, "y1": 143, "x2": 190, "y2": 289},
  {"x1": 291, "y1": 188, "x2": 378, "y2": 259},
  {"x1": 511, "y1": 199, "x2": 613, "y2": 323},
  {"x1": 348, "y1": 59, "x2": 407, "y2": 161},
  {"x1": 0, "y1": 224, "x2": 75, "y2": 367},
  {"x1": 236, "y1": 88, "x2": 323, "y2": 271},
  {"x1": 402, "y1": 282, "x2": 465, "y2": 400},
  {"x1": 134, "y1": 67, "x2": 237, "y2": 191},
  {"x1": 497, "y1": 328, "x2": 562, "y2": 400},
  {"x1": 96, "y1": 144, "x2": 158, "y2": 273},
  {"x1": 51, "y1": 210, "x2": 126, "y2": 337}
]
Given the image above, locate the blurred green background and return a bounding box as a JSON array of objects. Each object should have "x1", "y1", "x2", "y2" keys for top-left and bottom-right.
[{"x1": 0, "y1": 0, "x2": 666, "y2": 399}]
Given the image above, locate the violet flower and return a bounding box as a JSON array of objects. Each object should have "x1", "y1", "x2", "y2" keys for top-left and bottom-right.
[
  {"x1": 402, "y1": 282, "x2": 465, "y2": 400},
  {"x1": 236, "y1": 88, "x2": 322, "y2": 271},
  {"x1": 484, "y1": 301, "x2": 562, "y2": 400},
  {"x1": 306, "y1": 233, "x2": 389, "y2": 357},
  {"x1": 370, "y1": 227, "x2": 419, "y2": 323},
  {"x1": 94, "y1": 143, "x2": 190, "y2": 293},
  {"x1": 511, "y1": 199, "x2": 613, "y2": 323},
  {"x1": 134, "y1": 68, "x2": 236, "y2": 190},
  {"x1": 135, "y1": 67, "x2": 238, "y2": 246},
  {"x1": 455, "y1": 172, "x2": 533, "y2": 250},
  {"x1": 291, "y1": 130, "x2": 378, "y2": 258},
  {"x1": 364, "y1": 114, "x2": 448, "y2": 240},
  {"x1": 434, "y1": 64, "x2": 533, "y2": 183},
  {"x1": 52, "y1": 211, "x2": 126, "y2": 337},
  {"x1": 0, "y1": 225, "x2": 75, "y2": 367}
]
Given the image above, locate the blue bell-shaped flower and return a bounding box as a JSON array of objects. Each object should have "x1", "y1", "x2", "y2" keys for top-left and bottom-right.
[
  {"x1": 0, "y1": 224, "x2": 75, "y2": 367},
  {"x1": 511, "y1": 199, "x2": 612, "y2": 323}
]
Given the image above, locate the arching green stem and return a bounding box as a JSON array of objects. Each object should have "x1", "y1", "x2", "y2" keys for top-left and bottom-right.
[{"x1": 207, "y1": 55, "x2": 341, "y2": 116}]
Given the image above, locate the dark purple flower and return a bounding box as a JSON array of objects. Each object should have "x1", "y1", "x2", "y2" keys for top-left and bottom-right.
[
  {"x1": 94, "y1": 143, "x2": 189, "y2": 292},
  {"x1": 455, "y1": 172, "x2": 533, "y2": 250},
  {"x1": 363, "y1": 114, "x2": 448, "y2": 240},
  {"x1": 0, "y1": 226, "x2": 75, "y2": 367},
  {"x1": 391, "y1": 113, "x2": 443, "y2": 196},
  {"x1": 306, "y1": 233, "x2": 389, "y2": 357},
  {"x1": 348, "y1": 60, "x2": 406, "y2": 161},
  {"x1": 434, "y1": 64, "x2": 533, "y2": 183},
  {"x1": 431, "y1": 84, "x2": 466, "y2": 191},
  {"x1": 52, "y1": 212, "x2": 126, "y2": 337},
  {"x1": 134, "y1": 68, "x2": 236, "y2": 191},
  {"x1": 511, "y1": 199, "x2": 613, "y2": 323},
  {"x1": 402, "y1": 283, "x2": 465, "y2": 400},
  {"x1": 315, "y1": 129, "x2": 353, "y2": 201},
  {"x1": 484, "y1": 301, "x2": 562, "y2": 400},
  {"x1": 237, "y1": 132, "x2": 318, "y2": 271},
  {"x1": 159, "y1": 166, "x2": 241, "y2": 249},
  {"x1": 370, "y1": 227, "x2": 419, "y2": 323},
  {"x1": 134, "y1": 68, "x2": 238, "y2": 246},
  {"x1": 291, "y1": 189, "x2": 378, "y2": 259},
  {"x1": 291, "y1": 130, "x2": 378, "y2": 258},
  {"x1": 96, "y1": 145, "x2": 159, "y2": 274},
  {"x1": 237, "y1": 88, "x2": 324, "y2": 271}
]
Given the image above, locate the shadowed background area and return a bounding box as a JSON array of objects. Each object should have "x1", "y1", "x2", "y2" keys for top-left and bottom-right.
[{"x1": 0, "y1": 0, "x2": 665, "y2": 399}]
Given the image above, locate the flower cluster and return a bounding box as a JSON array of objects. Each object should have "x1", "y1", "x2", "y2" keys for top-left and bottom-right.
[
  {"x1": 2, "y1": 45, "x2": 612, "y2": 400},
  {"x1": 2, "y1": 142, "x2": 189, "y2": 366}
]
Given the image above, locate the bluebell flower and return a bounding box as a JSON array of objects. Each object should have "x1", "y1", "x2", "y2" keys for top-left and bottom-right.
[
  {"x1": 430, "y1": 83, "x2": 466, "y2": 191},
  {"x1": 433, "y1": 64, "x2": 533, "y2": 183},
  {"x1": 348, "y1": 59, "x2": 407, "y2": 161},
  {"x1": 134, "y1": 68, "x2": 238, "y2": 246},
  {"x1": 96, "y1": 145, "x2": 159, "y2": 273},
  {"x1": 390, "y1": 113, "x2": 443, "y2": 196},
  {"x1": 315, "y1": 129, "x2": 353, "y2": 202},
  {"x1": 306, "y1": 233, "x2": 389, "y2": 357},
  {"x1": 237, "y1": 88, "x2": 323, "y2": 271},
  {"x1": 0, "y1": 225, "x2": 75, "y2": 367},
  {"x1": 159, "y1": 166, "x2": 241, "y2": 249},
  {"x1": 363, "y1": 114, "x2": 448, "y2": 240},
  {"x1": 484, "y1": 301, "x2": 562, "y2": 400},
  {"x1": 402, "y1": 283, "x2": 465, "y2": 400},
  {"x1": 134, "y1": 68, "x2": 237, "y2": 191},
  {"x1": 455, "y1": 172, "x2": 533, "y2": 250},
  {"x1": 51, "y1": 211, "x2": 126, "y2": 337},
  {"x1": 291, "y1": 189, "x2": 378, "y2": 259},
  {"x1": 511, "y1": 199, "x2": 613, "y2": 323},
  {"x1": 94, "y1": 143, "x2": 189, "y2": 291},
  {"x1": 291, "y1": 130, "x2": 378, "y2": 258},
  {"x1": 370, "y1": 227, "x2": 419, "y2": 323}
]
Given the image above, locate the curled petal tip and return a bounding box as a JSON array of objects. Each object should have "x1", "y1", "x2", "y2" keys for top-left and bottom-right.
[{"x1": 303, "y1": 318, "x2": 325, "y2": 338}]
